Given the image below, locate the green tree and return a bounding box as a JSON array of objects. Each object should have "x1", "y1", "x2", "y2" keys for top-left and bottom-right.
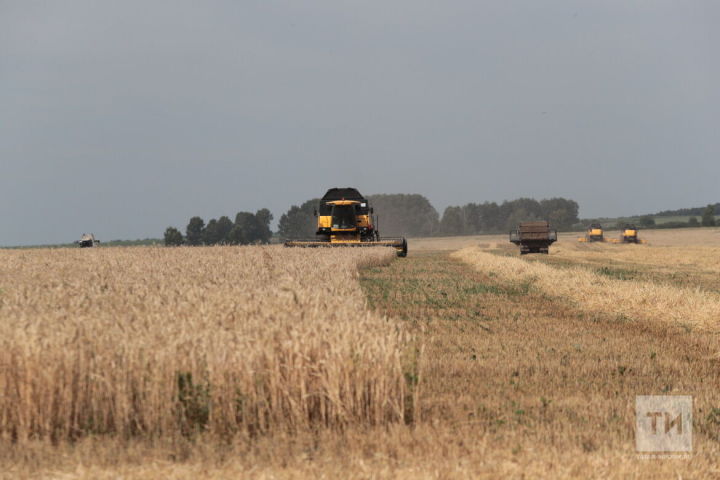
[
  {"x1": 235, "y1": 212, "x2": 261, "y2": 244},
  {"x1": 203, "y1": 218, "x2": 221, "y2": 245},
  {"x1": 226, "y1": 225, "x2": 246, "y2": 245},
  {"x1": 478, "y1": 202, "x2": 501, "y2": 231},
  {"x1": 440, "y1": 206, "x2": 465, "y2": 235},
  {"x1": 701, "y1": 204, "x2": 716, "y2": 227},
  {"x1": 216, "y1": 216, "x2": 234, "y2": 244},
  {"x1": 186, "y1": 217, "x2": 205, "y2": 246},
  {"x1": 367, "y1": 194, "x2": 440, "y2": 237},
  {"x1": 164, "y1": 227, "x2": 184, "y2": 246},
  {"x1": 255, "y1": 208, "x2": 274, "y2": 243},
  {"x1": 540, "y1": 198, "x2": 580, "y2": 229},
  {"x1": 278, "y1": 199, "x2": 318, "y2": 240},
  {"x1": 688, "y1": 216, "x2": 699, "y2": 227},
  {"x1": 461, "y1": 203, "x2": 482, "y2": 234},
  {"x1": 505, "y1": 208, "x2": 536, "y2": 231},
  {"x1": 639, "y1": 215, "x2": 655, "y2": 227},
  {"x1": 503, "y1": 198, "x2": 543, "y2": 221}
]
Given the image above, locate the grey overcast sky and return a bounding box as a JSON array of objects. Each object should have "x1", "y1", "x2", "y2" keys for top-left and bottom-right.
[{"x1": 1, "y1": 1, "x2": 718, "y2": 245}]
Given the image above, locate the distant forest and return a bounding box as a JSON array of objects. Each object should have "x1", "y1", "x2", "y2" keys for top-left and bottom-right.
[
  {"x1": 164, "y1": 209, "x2": 273, "y2": 246},
  {"x1": 653, "y1": 202, "x2": 720, "y2": 217},
  {"x1": 11, "y1": 195, "x2": 719, "y2": 249},
  {"x1": 162, "y1": 196, "x2": 718, "y2": 247},
  {"x1": 277, "y1": 194, "x2": 579, "y2": 240}
]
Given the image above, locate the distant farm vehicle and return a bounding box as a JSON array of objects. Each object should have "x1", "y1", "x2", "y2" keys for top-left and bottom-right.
[
  {"x1": 578, "y1": 223, "x2": 604, "y2": 243},
  {"x1": 509, "y1": 221, "x2": 557, "y2": 255},
  {"x1": 620, "y1": 224, "x2": 640, "y2": 243},
  {"x1": 76, "y1": 233, "x2": 100, "y2": 248},
  {"x1": 604, "y1": 224, "x2": 646, "y2": 244},
  {"x1": 284, "y1": 187, "x2": 408, "y2": 257}
]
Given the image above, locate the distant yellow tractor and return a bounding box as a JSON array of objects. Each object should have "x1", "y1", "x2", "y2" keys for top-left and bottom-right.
[
  {"x1": 578, "y1": 223, "x2": 604, "y2": 243},
  {"x1": 620, "y1": 224, "x2": 640, "y2": 243}
]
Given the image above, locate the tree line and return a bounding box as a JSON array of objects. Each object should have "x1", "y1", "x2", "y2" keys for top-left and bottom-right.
[
  {"x1": 654, "y1": 202, "x2": 720, "y2": 218},
  {"x1": 587, "y1": 204, "x2": 717, "y2": 230},
  {"x1": 439, "y1": 197, "x2": 579, "y2": 235},
  {"x1": 701, "y1": 204, "x2": 717, "y2": 226},
  {"x1": 651, "y1": 204, "x2": 716, "y2": 228},
  {"x1": 276, "y1": 194, "x2": 579, "y2": 240},
  {"x1": 164, "y1": 209, "x2": 273, "y2": 246},
  {"x1": 164, "y1": 196, "x2": 718, "y2": 245}
]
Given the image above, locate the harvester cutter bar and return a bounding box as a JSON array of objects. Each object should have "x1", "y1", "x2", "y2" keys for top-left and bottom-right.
[{"x1": 284, "y1": 237, "x2": 408, "y2": 256}]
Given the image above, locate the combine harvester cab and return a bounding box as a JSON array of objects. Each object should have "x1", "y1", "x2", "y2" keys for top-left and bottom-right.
[
  {"x1": 284, "y1": 188, "x2": 408, "y2": 257},
  {"x1": 76, "y1": 233, "x2": 100, "y2": 248},
  {"x1": 509, "y1": 221, "x2": 557, "y2": 255},
  {"x1": 578, "y1": 223, "x2": 604, "y2": 243}
]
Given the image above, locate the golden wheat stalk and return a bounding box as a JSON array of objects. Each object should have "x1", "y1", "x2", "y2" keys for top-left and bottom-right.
[{"x1": 0, "y1": 246, "x2": 407, "y2": 442}]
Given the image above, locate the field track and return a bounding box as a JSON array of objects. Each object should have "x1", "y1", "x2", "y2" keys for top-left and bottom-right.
[{"x1": 360, "y1": 248, "x2": 720, "y2": 478}]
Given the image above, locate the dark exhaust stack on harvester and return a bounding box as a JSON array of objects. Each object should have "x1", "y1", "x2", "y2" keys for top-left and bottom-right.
[
  {"x1": 284, "y1": 187, "x2": 407, "y2": 257},
  {"x1": 509, "y1": 221, "x2": 557, "y2": 255}
]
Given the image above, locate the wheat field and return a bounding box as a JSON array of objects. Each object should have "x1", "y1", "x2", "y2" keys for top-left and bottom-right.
[
  {"x1": 0, "y1": 246, "x2": 408, "y2": 445},
  {"x1": 3, "y1": 231, "x2": 720, "y2": 478}
]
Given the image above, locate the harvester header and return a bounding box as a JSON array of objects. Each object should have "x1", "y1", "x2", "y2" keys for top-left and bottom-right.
[{"x1": 284, "y1": 188, "x2": 408, "y2": 257}]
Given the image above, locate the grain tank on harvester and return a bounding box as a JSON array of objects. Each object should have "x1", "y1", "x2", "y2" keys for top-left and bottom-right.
[
  {"x1": 509, "y1": 221, "x2": 557, "y2": 254},
  {"x1": 284, "y1": 188, "x2": 408, "y2": 257}
]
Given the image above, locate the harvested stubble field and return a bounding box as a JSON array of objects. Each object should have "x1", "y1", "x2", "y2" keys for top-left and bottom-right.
[{"x1": 2, "y1": 229, "x2": 720, "y2": 479}]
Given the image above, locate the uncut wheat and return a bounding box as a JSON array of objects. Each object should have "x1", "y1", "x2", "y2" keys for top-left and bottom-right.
[{"x1": 0, "y1": 246, "x2": 407, "y2": 442}]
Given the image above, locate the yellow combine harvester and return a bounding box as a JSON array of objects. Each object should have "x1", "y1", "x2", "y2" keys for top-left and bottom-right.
[
  {"x1": 620, "y1": 224, "x2": 640, "y2": 243},
  {"x1": 284, "y1": 188, "x2": 408, "y2": 257},
  {"x1": 606, "y1": 223, "x2": 646, "y2": 244},
  {"x1": 578, "y1": 223, "x2": 605, "y2": 243}
]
